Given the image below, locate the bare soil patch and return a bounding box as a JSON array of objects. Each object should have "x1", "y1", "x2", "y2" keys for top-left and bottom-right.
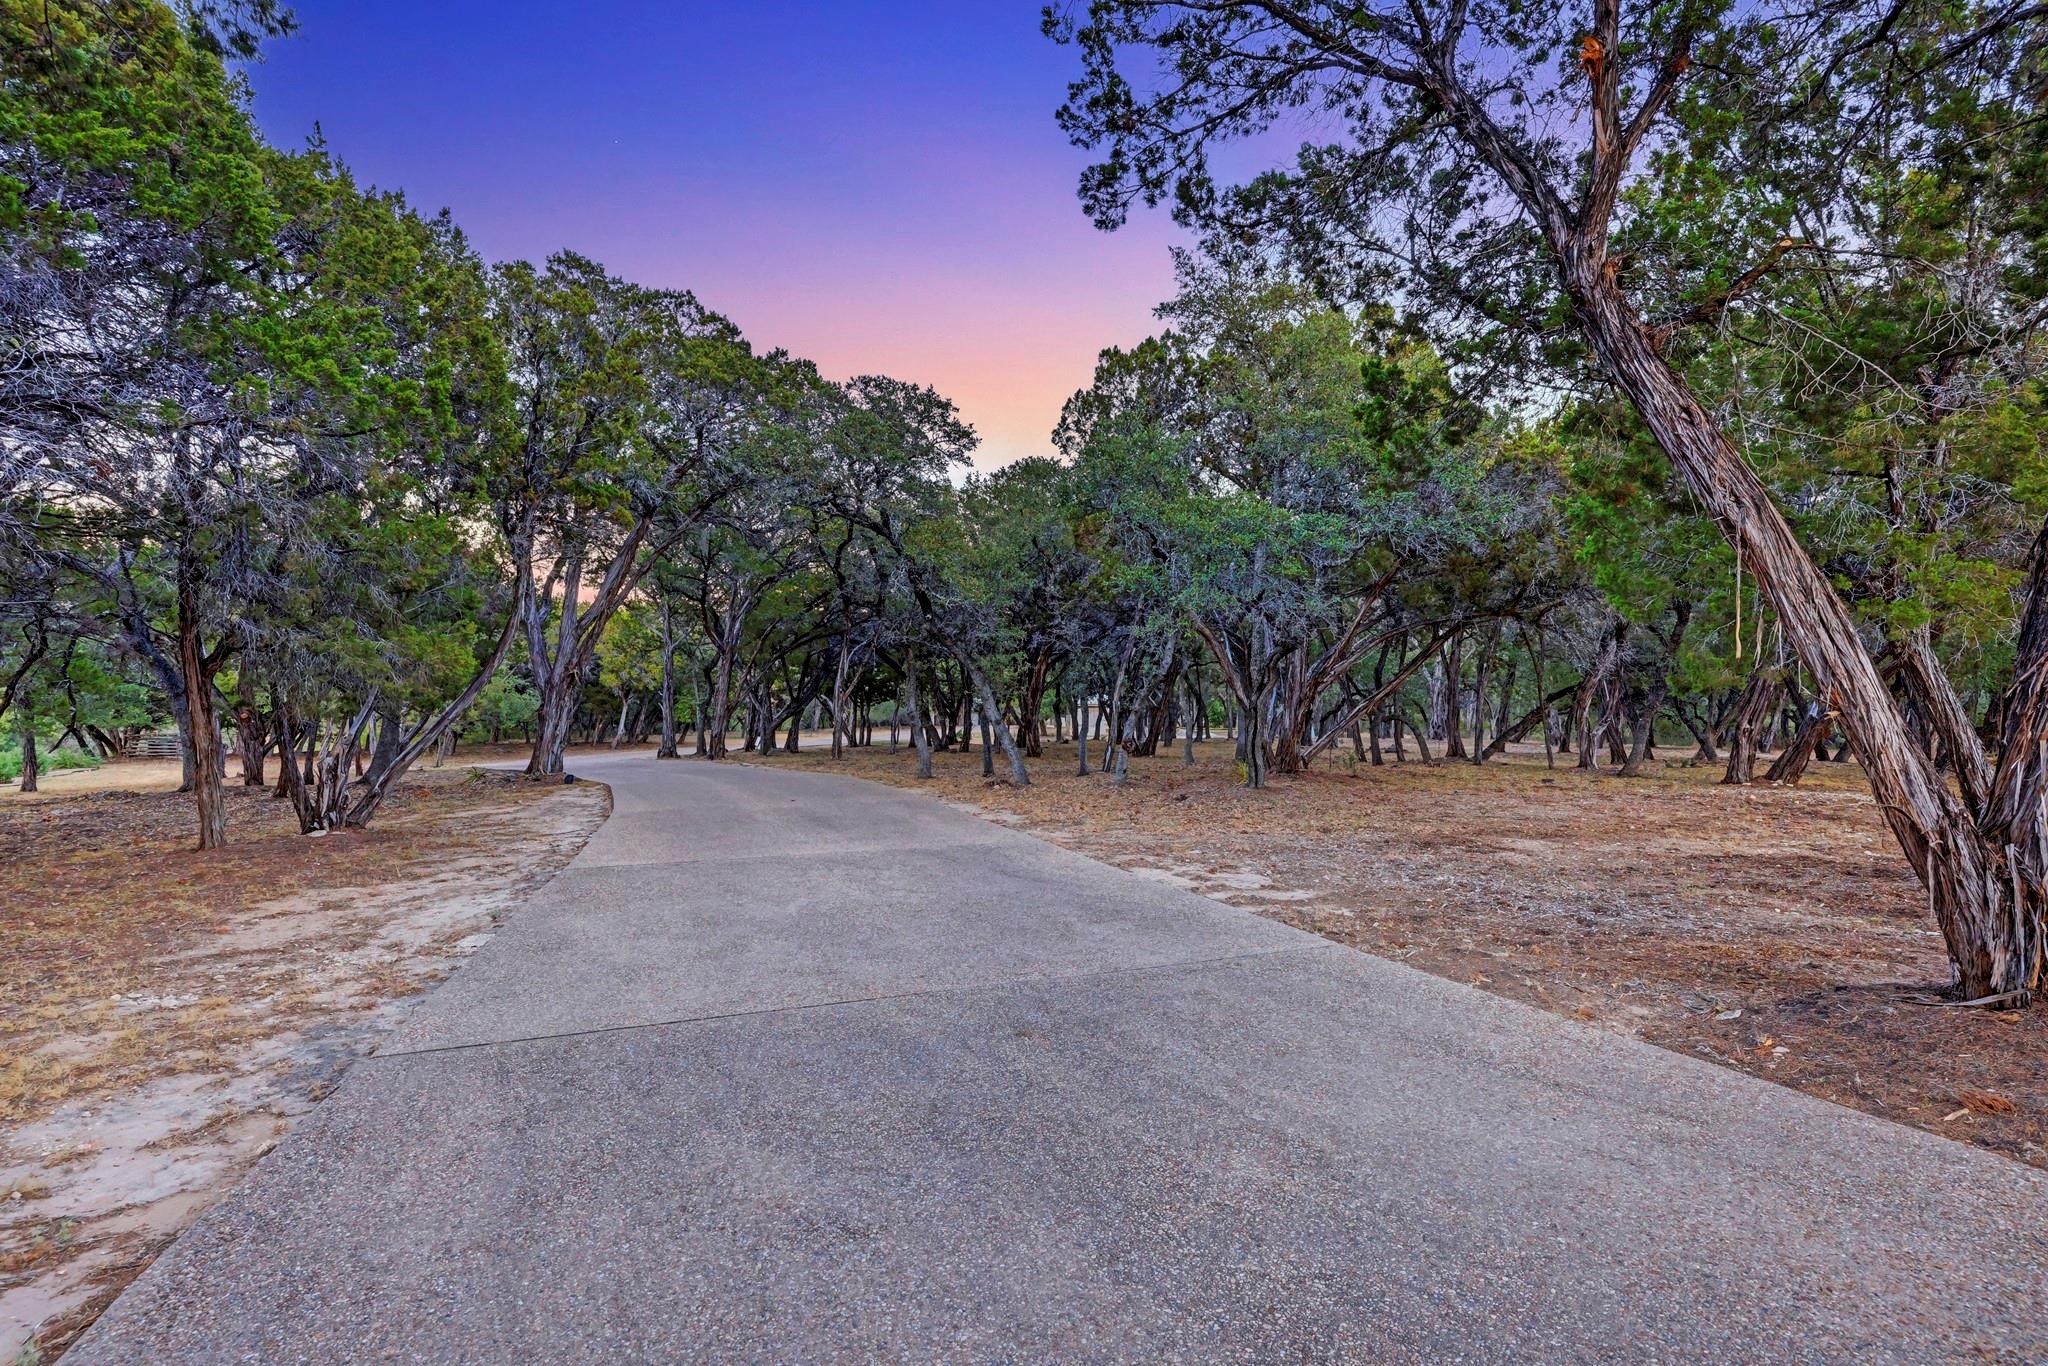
[
  {"x1": 742, "y1": 737, "x2": 2048, "y2": 1172},
  {"x1": 0, "y1": 759, "x2": 607, "y2": 1361}
]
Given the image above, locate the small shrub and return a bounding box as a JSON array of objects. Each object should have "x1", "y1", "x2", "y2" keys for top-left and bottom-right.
[{"x1": 0, "y1": 742, "x2": 104, "y2": 784}]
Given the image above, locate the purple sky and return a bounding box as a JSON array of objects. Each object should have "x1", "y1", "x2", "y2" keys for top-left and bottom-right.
[{"x1": 246, "y1": 1, "x2": 1191, "y2": 469}]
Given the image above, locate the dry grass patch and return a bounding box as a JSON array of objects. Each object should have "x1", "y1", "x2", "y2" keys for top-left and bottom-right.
[{"x1": 0, "y1": 760, "x2": 607, "y2": 1361}]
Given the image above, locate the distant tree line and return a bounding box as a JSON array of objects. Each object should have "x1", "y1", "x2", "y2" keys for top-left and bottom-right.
[{"x1": 3, "y1": 0, "x2": 2043, "y2": 1004}]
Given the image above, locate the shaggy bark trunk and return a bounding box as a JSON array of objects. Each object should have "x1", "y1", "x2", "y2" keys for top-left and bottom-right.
[
  {"x1": 373, "y1": 704, "x2": 403, "y2": 773},
  {"x1": 1572, "y1": 621, "x2": 1625, "y2": 774},
  {"x1": 17, "y1": 713, "x2": 36, "y2": 793},
  {"x1": 177, "y1": 572, "x2": 227, "y2": 850},
  {"x1": 967, "y1": 661, "x2": 1028, "y2": 786},
  {"x1": 1976, "y1": 519, "x2": 2048, "y2": 999},
  {"x1": 1721, "y1": 665, "x2": 1784, "y2": 786},
  {"x1": 905, "y1": 648, "x2": 934, "y2": 779},
  {"x1": 235, "y1": 671, "x2": 267, "y2": 786},
  {"x1": 1566, "y1": 262, "x2": 2037, "y2": 998},
  {"x1": 1765, "y1": 697, "x2": 1834, "y2": 786},
  {"x1": 1618, "y1": 679, "x2": 1667, "y2": 778},
  {"x1": 1018, "y1": 651, "x2": 1051, "y2": 757},
  {"x1": 1898, "y1": 625, "x2": 1994, "y2": 818}
]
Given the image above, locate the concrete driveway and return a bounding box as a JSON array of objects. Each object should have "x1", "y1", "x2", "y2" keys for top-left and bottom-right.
[{"x1": 69, "y1": 753, "x2": 2048, "y2": 1361}]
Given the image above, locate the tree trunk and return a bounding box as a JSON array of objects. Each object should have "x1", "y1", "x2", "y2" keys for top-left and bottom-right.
[
  {"x1": 17, "y1": 713, "x2": 36, "y2": 794},
  {"x1": 1481, "y1": 684, "x2": 1578, "y2": 761},
  {"x1": 1443, "y1": 634, "x2": 1466, "y2": 759},
  {"x1": 1569, "y1": 267, "x2": 2032, "y2": 998},
  {"x1": 691, "y1": 664, "x2": 708, "y2": 757},
  {"x1": 178, "y1": 575, "x2": 227, "y2": 849},
  {"x1": 658, "y1": 607, "x2": 680, "y2": 760},
  {"x1": 1721, "y1": 665, "x2": 1784, "y2": 786},
  {"x1": 1975, "y1": 519, "x2": 2048, "y2": 999},
  {"x1": 967, "y1": 661, "x2": 1028, "y2": 786},
  {"x1": 1402, "y1": 706, "x2": 1434, "y2": 765},
  {"x1": 1468, "y1": 633, "x2": 1494, "y2": 762},
  {"x1": 1618, "y1": 679, "x2": 1667, "y2": 778},
  {"x1": 234, "y1": 672, "x2": 267, "y2": 786},
  {"x1": 705, "y1": 644, "x2": 735, "y2": 760},
  {"x1": 1897, "y1": 624, "x2": 1994, "y2": 818},
  {"x1": 1018, "y1": 651, "x2": 1051, "y2": 757},
  {"x1": 831, "y1": 638, "x2": 852, "y2": 760},
  {"x1": 531, "y1": 689, "x2": 576, "y2": 775},
  {"x1": 905, "y1": 648, "x2": 934, "y2": 779},
  {"x1": 1765, "y1": 697, "x2": 1834, "y2": 787},
  {"x1": 1572, "y1": 622, "x2": 1625, "y2": 773}
]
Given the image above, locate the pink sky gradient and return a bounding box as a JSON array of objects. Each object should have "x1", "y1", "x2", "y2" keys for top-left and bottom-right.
[{"x1": 249, "y1": 2, "x2": 1193, "y2": 470}]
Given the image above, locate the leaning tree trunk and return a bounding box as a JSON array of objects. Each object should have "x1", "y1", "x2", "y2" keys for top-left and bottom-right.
[
  {"x1": 1897, "y1": 624, "x2": 1994, "y2": 817},
  {"x1": 1481, "y1": 683, "x2": 1579, "y2": 761},
  {"x1": 966, "y1": 661, "x2": 1028, "y2": 786},
  {"x1": 1765, "y1": 697, "x2": 1834, "y2": 787},
  {"x1": 1571, "y1": 267, "x2": 2038, "y2": 999}
]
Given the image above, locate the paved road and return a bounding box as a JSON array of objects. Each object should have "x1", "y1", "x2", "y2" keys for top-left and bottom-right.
[{"x1": 72, "y1": 754, "x2": 2048, "y2": 1362}]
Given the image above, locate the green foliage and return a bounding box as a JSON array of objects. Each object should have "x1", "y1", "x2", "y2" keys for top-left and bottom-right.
[{"x1": 0, "y1": 742, "x2": 101, "y2": 784}]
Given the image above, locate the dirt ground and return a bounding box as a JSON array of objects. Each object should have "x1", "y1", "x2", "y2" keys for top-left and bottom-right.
[
  {"x1": 742, "y1": 734, "x2": 2048, "y2": 1174},
  {"x1": 0, "y1": 756, "x2": 607, "y2": 1362}
]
